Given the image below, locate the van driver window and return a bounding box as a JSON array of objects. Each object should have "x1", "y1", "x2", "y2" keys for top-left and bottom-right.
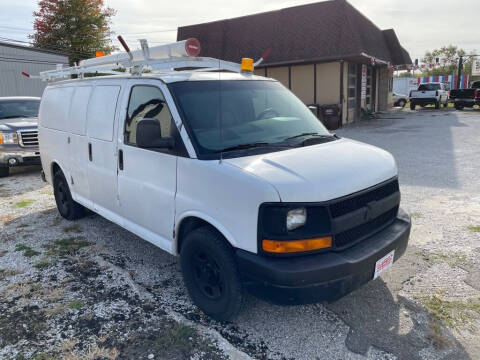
[{"x1": 125, "y1": 86, "x2": 172, "y2": 145}]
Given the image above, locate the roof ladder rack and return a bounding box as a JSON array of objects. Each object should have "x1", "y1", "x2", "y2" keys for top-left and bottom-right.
[{"x1": 21, "y1": 36, "x2": 270, "y2": 82}]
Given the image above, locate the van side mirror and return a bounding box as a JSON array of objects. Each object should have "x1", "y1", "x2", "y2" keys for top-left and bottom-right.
[{"x1": 136, "y1": 119, "x2": 175, "y2": 149}]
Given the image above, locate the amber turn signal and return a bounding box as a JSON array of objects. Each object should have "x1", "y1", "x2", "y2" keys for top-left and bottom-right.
[{"x1": 262, "y1": 237, "x2": 332, "y2": 254}]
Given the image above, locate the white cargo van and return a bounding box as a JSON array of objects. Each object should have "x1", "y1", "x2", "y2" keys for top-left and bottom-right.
[{"x1": 37, "y1": 39, "x2": 411, "y2": 320}]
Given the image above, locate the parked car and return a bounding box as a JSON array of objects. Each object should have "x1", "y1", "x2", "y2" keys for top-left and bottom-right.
[
  {"x1": 0, "y1": 97, "x2": 41, "y2": 177},
  {"x1": 38, "y1": 61, "x2": 411, "y2": 321},
  {"x1": 449, "y1": 81, "x2": 480, "y2": 110},
  {"x1": 409, "y1": 82, "x2": 449, "y2": 110},
  {"x1": 392, "y1": 92, "x2": 408, "y2": 107}
]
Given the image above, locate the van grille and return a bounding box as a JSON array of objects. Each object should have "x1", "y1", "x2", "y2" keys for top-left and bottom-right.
[
  {"x1": 19, "y1": 130, "x2": 39, "y2": 148},
  {"x1": 334, "y1": 207, "x2": 398, "y2": 249},
  {"x1": 329, "y1": 179, "x2": 399, "y2": 218}
]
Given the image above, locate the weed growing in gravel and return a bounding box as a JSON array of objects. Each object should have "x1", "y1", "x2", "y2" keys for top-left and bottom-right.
[
  {"x1": 420, "y1": 293, "x2": 480, "y2": 330},
  {"x1": 419, "y1": 250, "x2": 471, "y2": 269},
  {"x1": 0, "y1": 250, "x2": 7, "y2": 257},
  {"x1": 69, "y1": 300, "x2": 85, "y2": 310},
  {"x1": 15, "y1": 244, "x2": 40, "y2": 257},
  {"x1": 43, "y1": 237, "x2": 92, "y2": 256},
  {"x1": 411, "y1": 211, "x2": 422, "y2": 219},
  {"x1": 0, "y1": 268, "x2": 22, "y2": 280},
  {"x1": 34, "y1": 261, "x2": 50, "y2": 270},
  {"x1": 63, "y1": 224, "x2": 83, "y2": 234},
  {"x1": 467, "y1": 225, "x2": 480, "y2": 232},
  {"x1": 14, "y1": 199, "x2": 35, "y2": 208},
  {"x1": 156, "y1": 323, "x2": 197, "y2": 349}
]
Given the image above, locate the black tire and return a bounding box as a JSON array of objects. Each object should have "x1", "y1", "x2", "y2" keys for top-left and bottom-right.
[
  {"x1": 410, "y1": 103, "x2": 416, "y2": 110},
  {"x1": 0, "y1": 166, "x2": 9, "y2": 178},
  {"x1": 443, "y1": 101, "x2": 448, "y2": 108},
  {"x1": 398, "y1": 99, "x2": 406, "y2": 108},
  {"x1": 53, "y1": 170, "x2": 86, "y2": 220},
  {"x1": 435, "y1": 101, "x2": 440, "y2": 109},
  {"x1": 455, "y1": 105, "x2": 464, "y2": 111},
  {"x1": 180, "y1": 226, "x2": 243, "y2": 321}
]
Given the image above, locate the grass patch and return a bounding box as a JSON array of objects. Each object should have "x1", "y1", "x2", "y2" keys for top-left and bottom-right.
[
  {"x1": 156, "y1": 323, "x2": 196, "y2": 350},
  {"x1": 44, "y1": 237, "x2": 92, "y2": 257},
  {"x1": 420, "y1": 293, "x2": 480, "y2": 329},
  {"x1": 15, "y1": 244, "x2": 41, "y2": 257},
  {"x1": 0, "y1": 268, "x2": 22, "y2": 280},
  {"x1": 34, "y1": 261, "x2": 51, "y2": 270},
  {"x1": 62, "y1": 224, "x2": 83, "y2": 234},
  {"x1": 45, "y1": 304, "x2": 66, "y2": 318},
  {"x1": 14, "y1": 199, "x2": 35, "y2": 208},
  {"x1": 420, "y1": 250, "x2": 471, "y2": 269},
  {"x1": 418, "y1": 293, "x2": 480, "y2": 348},
  {"x1": 467, "y1": 225, "x2": 480, "y2": 232},
  {"x1": 68, "y1": 300, "x2": 84, "y2": 310},
  {"x1": 410, "y1": 211, "x2": 422, "y2": 219}
]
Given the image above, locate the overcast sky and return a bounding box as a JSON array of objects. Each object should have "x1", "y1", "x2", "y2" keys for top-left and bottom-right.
[{"x1": 1, "y1": 0, "x2": 478, "y2": 62}]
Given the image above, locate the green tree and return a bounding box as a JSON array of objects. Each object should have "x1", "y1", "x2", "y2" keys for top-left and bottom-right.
[
  {"x1": 420, "y1": 45, "x2": 476, "y2": 76},
  {"x1": 30, "y1": 0, "x2": 116, "y2": 65}
]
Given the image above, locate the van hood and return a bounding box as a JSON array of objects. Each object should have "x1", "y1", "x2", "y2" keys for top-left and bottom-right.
[
  {"x1": 224, "y1": 138, "x2": 397, "y2": 202},
  {"x1": 0, "y1": 117, "x2": 38, "y2": 131}
]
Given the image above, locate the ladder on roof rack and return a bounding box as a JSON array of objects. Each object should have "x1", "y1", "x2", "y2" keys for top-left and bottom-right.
[{"x1": 22, "y1": 36, "x2": 270, "y2": 82}]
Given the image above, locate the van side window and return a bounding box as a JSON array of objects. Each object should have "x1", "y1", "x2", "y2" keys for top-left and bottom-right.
[{"x1": 125, "y1": 86, "x2": 172, "y2": 146}]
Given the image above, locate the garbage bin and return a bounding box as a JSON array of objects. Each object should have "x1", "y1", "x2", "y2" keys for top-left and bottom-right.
[
  {"x1": 307, "y1": 104, "x2": 320, "y2": 118},
  {"x1": 320, "y1": 104, "x2": 341, "y2": 130}
]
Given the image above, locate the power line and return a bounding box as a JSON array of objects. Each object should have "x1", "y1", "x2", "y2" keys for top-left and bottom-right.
[
  {"x1": 0, "y1": 25, "x2": 32, "y2": 32},
  {"x1": 0, "y1": 36, "x2": 96, "y2": 58}
]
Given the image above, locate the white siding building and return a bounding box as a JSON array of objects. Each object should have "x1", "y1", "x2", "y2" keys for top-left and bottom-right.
[{"x1": 0, "y1": 41, "x2": 69, "y2": 97}]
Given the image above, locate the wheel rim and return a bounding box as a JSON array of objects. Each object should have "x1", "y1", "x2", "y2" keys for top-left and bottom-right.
[
  {"x1": 56, "y1": 179, "x2": 69, "y2": 215},
  {"x1": 192, "y1": 251, "x2": 224, "y2": 300}
]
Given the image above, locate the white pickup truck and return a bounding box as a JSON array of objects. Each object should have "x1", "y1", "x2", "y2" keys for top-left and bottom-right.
[{"x1": 409, "y1": 82, "x2": 449, "y2": 110}]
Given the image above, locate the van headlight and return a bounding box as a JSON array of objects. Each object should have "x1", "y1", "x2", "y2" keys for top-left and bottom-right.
[
  {"x1": 0, "y1": 132, "x2": 18, "y2": 145},
  {"x1": 286, "y1": 207, "x2": 307, "y2": 231}
]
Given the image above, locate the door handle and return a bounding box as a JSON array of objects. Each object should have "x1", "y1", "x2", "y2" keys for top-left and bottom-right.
[
  {"x1": 118, "y1": 149, "x2": 124, "y2": 170},
  {"x1": 88, "y1": 143, "x2": 92, "y2": 161}
]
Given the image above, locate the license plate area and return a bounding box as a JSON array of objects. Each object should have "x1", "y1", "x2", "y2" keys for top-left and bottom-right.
[{"x1": 373, "y1": 250, "x2": 395, "y2": 279}]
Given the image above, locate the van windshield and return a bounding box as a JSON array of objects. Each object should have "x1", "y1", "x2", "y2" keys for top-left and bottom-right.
[{"x1": 169, "y1": 80, "x2": 331, "y2": 157}]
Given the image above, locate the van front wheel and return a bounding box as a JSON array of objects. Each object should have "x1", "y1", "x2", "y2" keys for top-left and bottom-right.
[
  {"x1": 180, "y1": 226, "x2": 243, "y2": 321},
  {"x1": 53, "y1": 170, "x2": 86, "y2": 220}
]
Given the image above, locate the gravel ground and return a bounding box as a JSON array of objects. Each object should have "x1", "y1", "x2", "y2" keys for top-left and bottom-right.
[{"x1": 1, "y1": 107, "x2": 479, "y2": 359}]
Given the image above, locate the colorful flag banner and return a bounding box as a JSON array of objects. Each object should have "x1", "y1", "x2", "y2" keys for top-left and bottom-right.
[{"x1": 417, "y1": 74, "x2": 469, "y2": 89}]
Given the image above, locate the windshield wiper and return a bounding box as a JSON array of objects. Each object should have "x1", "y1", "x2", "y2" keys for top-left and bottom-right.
[
  {"x1": 284, "y1": 132, "x2": 334, "y2": 141},
  {"x1": 0, "y1": 115, "x2": 27, "y2": 120},
  {"x1": 219, "y1": 142, "x2": 272, "y2": 153}
]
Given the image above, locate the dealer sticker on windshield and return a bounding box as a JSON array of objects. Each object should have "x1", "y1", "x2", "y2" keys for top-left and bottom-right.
[{"x1": 373, "y1": 250, "x2": 395, "y2": 279}]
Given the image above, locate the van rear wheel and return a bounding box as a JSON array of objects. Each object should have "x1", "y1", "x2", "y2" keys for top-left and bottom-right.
[
  {"x1": 180, "y1": 226, "x2": 243, "y2": 321},
  {"x1": 53, "y1": 170, "x2": 86, "y2": 220}
]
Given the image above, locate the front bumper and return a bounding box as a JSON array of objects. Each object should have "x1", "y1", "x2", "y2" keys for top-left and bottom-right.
[
  {"x1": 0, "y1": 147, "x2": 41, "y2": 167},
  {"x1": 236, "y1": 209, "x2": 411, "y2": 303}
]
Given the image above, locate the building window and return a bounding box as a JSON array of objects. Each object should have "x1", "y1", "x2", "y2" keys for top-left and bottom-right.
[{"x1": 347, "y1": 63, "x2": 357, "y2": 109}]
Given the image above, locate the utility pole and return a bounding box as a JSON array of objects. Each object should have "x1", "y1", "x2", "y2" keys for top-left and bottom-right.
[{"x1": 457, "y1": 56, "x2": 463, "y2": 89}]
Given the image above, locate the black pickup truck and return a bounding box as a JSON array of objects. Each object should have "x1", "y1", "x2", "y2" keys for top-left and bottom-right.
[{"x1": 449, "y1": 81, "x2": 480, "y2": 110}]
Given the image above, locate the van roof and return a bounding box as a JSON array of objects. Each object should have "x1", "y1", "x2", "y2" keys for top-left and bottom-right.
[{"x1": 49, "y1": 71, "x2": 273, "y2": 86}]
